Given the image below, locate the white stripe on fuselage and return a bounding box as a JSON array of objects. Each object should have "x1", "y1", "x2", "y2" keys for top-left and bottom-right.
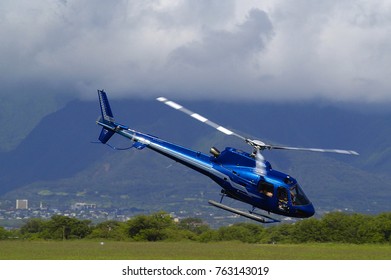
[{"x1": 118, "y1": 128, "x2": 251, "y2": 197}]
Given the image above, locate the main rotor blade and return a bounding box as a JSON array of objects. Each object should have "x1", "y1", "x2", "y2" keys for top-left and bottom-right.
[
  {"x1": 269, "y1": 145, "x2": 359, "y2": 155},
  {"x1": 156, "y1": 97, "x2": 359, "y2": 156},
  {"x1": 157, "y1": 97, "x2": 246, "y2": 141}
]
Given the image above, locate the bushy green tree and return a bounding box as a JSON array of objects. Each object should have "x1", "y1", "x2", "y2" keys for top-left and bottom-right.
[
  {"x1": 373, "y1": 213, "x2": 391, "y2": 243},
  {"x1": 320, "y1": 212, "x2": 374, "y2": 244},
  {"x1": 292, "y1": 218, "x2": 324, "y2": 243},
  {"x1": 20, "y1": 218, "x2": 47, "y2": 239},
  {"x1": 356, "y1": 217, "x2": 384, "y2": 244},
  {"x1": 163, "y1": 227, "x2": 198, "y2": 241},
  {"x1": 126, "y1": 211, "x2": 175, "y2": 241},
  {"x1": 263, "y1": 223, "x2": 295, "y2": 244},
  {"x1": 218, "y1": 223, "x2": 264, "y2": 243},
  {"x1": 88, "y1": 220, "x2": 127, "y2": 240},
  {"x1": 197, "y1": 229, "x2": 220, "y2": 243},
  {"x1": 178, "y1": 217, "x2": 210, "y2": 235},
  {"x1": 43, "y1": 215, "x2": 92, "y2": 240},
  {"x1": 0, "y1": 226, "x2": 9, "y2": 240}
]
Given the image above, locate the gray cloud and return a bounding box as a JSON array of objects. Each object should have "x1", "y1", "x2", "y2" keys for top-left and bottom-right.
[
  {"x1": 1, "y1": 0, "x2": 391, "y2": 103},
  {"x1": 157, "y1": 9, "x2": 274, "y2": 98},
  {"x1": 170, "y1": 9, "x2": 273, "y2": 66}
]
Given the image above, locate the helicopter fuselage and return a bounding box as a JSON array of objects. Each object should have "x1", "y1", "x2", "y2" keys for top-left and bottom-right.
[{"x1": 98, "y1": 120, "x2": 315, "y2": 220}]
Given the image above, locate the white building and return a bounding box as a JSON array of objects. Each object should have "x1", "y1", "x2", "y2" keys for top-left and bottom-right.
[{"x1": 16, "y1": 199, "x2": 28, "y2": 210}]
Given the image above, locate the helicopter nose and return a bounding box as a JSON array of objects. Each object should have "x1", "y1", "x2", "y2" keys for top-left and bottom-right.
[
  {"x1": 306, "y1": 203, "x2": 315, "y2": 217},
  {"x1": 294, "y1": 203, "x2": 315, "y2": 218}
]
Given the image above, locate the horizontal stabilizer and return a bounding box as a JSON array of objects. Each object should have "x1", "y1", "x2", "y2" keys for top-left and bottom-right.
[
  {"x1": 99, "y1": 128, "x2": 115, "y2": 144},
  {"x1": 132, "y1": 142, "x2": 147, "y2": 150}
]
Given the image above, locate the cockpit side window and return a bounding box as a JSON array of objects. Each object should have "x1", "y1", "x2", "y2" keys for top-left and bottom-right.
[
  {"x1": 290, "y1": 184, "x2": 310, "y2": 205},
  {"x1": 277, "y1": 187, "x2": 289, "y2": 212},
  {"x1": 257, "y1": 181, "x2": 274, "y2": 197},
  {"x1": 277, "y1": 187, "x2": 288, "y2": 201}
]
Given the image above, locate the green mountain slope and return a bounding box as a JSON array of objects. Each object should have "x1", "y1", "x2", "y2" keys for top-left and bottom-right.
[{"x1": 0, "y1": 93, "x2": 70, "y2": 152}]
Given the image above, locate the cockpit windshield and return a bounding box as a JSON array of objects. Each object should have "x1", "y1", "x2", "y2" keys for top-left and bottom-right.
[{"x1": 289, "y1": 184, "x2": 310, "y2": 206}]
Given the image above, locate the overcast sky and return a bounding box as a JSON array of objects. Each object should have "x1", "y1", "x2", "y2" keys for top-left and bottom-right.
[{"x1": 2, "y1": 0, "x2": 391, "y2": 103}]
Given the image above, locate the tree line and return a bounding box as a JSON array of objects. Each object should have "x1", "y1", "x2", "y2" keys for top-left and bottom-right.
[{"x1": 1, "y1": 211, "x2": 391, "y2": 244}]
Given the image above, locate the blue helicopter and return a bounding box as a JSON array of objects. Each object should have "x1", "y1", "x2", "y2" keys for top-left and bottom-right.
[{"x1": 95, "y1": 90, "x2": 359, "y2": 223}]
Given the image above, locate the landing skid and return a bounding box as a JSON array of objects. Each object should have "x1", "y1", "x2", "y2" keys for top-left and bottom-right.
[{"x1": 208, "y1": 200, "x2": 280, "y2": 224}]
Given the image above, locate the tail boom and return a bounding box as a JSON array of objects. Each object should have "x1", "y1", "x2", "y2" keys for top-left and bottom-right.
[{"x1": 94, "y1": 91, "x2": 214, "y2": 175}]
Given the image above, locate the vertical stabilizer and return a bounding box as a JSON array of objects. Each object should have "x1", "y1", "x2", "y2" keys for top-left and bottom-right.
[
  {"x1": 98, "y1": 90, "x2": 115, "y2": 123},
  {"x1": 97, "y1": 90, "x2": 116, "y2": 144}
]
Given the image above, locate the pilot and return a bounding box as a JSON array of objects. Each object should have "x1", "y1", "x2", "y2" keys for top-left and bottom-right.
[
  {"x1": 278, "y1": 188, "x2": 288, "y2": 201},
  {"x1": 290, "y1": 190, "x2": 296, "y2": 205},
  {"x1": 263, "y1": 189, "x2": 273, "y2": 197}
]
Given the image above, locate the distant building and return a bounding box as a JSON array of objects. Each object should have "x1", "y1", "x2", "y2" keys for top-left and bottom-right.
[
  {"x1": 72, "y1": 202, "x2": 97, "y2": 210},
  {"x1": 39, "y1": 201, "x2": 48, "y2": 210},
  {"x1": 16, "y1": 199, "x2": 28, "y2": 210}
]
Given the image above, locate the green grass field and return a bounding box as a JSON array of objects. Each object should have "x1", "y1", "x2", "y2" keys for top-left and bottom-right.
[{"x1": 1, "y1": 240, "x2": 390, "y2": 260}]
